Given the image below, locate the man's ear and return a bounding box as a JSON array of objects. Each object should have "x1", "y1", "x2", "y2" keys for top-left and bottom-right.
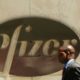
[
  {"x1": 67, "y1": 51, "x2": 72, "y2": 58},
  {"x1": 67, "y1": 51, "x2": 71, "y2": 55}
]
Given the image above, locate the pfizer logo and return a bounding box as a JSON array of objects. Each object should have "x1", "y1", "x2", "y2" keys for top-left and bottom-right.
[{"x1": 0, "y1": 17, "x2": 79, "y2": 77}]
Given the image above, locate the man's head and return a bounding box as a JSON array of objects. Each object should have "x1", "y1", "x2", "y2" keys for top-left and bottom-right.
[{"x1": 58, "y1": 45, "x2": 75, "y2": 64}]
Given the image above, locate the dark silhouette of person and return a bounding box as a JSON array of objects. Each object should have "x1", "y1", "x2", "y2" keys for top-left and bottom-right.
[{"x1": 58, "y1": 45, "x2": 80, "y2": 80}]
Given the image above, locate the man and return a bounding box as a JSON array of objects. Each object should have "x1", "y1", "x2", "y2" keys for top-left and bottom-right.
[{"x1": 58, "y1": 45, "x2": 80, "y2": 80}]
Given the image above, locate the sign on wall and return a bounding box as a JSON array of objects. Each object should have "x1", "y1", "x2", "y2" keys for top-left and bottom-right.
[{"x1": 0, "y1": 17, "x2": 79, "y2": 77}]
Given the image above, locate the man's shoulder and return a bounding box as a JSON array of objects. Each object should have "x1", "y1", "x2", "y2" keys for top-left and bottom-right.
[
  {"x1": 68, "y1": 61, "x2": 80, "y2": 68},
  {"x1": 67, "y1": 61, "x2": 80, "y2": 74}
]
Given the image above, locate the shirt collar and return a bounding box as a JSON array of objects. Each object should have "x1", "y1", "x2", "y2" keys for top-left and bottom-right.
[{"x1": 64, "y1": 59, "x2": 74, "y2": 69}]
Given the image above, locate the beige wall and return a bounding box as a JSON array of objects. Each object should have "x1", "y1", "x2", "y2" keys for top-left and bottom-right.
[{"x1": 0, "y1": 0, "x2": 80, "y2": 80}]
